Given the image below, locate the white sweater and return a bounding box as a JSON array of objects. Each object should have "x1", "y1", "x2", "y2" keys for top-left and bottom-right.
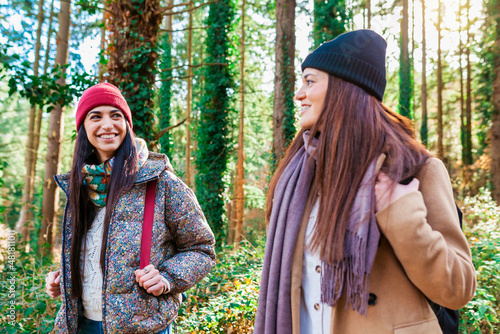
[{"x1": 81, "y1": 207, "x2": 105, "y2": 321}]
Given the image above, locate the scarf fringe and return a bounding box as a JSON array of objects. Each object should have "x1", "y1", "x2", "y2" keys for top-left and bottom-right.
[{"x1": 321, "y1": 231, "x2": 370, "y2": 315}]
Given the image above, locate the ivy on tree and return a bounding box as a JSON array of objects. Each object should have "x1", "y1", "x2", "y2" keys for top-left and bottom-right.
[{"x1": 195, "y1": 0, "x2": 235, "y2": 245}]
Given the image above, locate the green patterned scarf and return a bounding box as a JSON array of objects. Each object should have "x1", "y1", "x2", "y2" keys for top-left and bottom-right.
[{"x1": 82, "y1": 138, "x2": 149, "y2": 207}]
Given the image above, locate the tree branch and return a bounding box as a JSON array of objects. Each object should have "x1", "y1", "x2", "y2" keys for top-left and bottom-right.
[
  {"x1": 154, "y1": 118, "x2": 187, "y2": 140},
  {"x1": 158, "y1": 0, "x2": 219, "y2": 16},
  {"x1": 161, "y1": 62, "x2": 228, "y2": 72},
  {"x1": 160, "y1": 26, "x2": 209, "y2": 33}
]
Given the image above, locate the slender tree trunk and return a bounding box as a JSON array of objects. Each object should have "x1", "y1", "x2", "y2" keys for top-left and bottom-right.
[
  {"x1": 185, "y1": 0, "x2": 193, "y2": 187},
  {"x1": 233, "y1": 0, "x2": 246, "y2": 245},
  {"x1": 459, "y1": 19, "x2": 465, "y2": 165},
  {"x1": 399, "y1": 0, "x2": 412, "y2": 119},
  {"x1": 367, "y1": 0, "x2": 371, "y2": 29},
  {"x1": 437, "y1": 0, "x2": 443, "y2": 159},
  {"x1": 159, "y1": 0, "x2": 173, "y2": 156},
  {"x1": 38, "y1": 0, "x2": 70, "y2": 256},
  {"x1": 491, "y1": 0, "x2": 500, "y2": 203},
  {"x1": 98, "y1": 0, "x2": 107, "y2": 82},
  {"x1": 16, "y1": 0, "x2": 45, "y2": 244},
  {"x1": 32, "y1": 0, "x2": 55, "y2": 206},
  {"x1": 464, "y1": 0, "x2": 473, "y2": 166},
  {"x1": 273, "y1": 0, "x2": 296, "y2": 162},
  {"x1": 420, "y1": 0, "x2": 428, "y2": 146}
]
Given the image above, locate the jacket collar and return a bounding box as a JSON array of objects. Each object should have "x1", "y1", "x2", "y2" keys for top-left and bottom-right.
[{"x1": 54, "y1": 152, "x2": 171, "y2": 197}]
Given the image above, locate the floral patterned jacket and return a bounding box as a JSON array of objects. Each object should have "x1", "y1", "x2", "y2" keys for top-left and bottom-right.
[{"x1": 52, "y1": 152, "x2": 216, "y2": 333}]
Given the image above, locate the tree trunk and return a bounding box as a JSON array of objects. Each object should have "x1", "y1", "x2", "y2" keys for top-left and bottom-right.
[
  {"x1": 490, "y1": 0, "x2": 500, "y2": 203},
  {"x1": 273, "y1": 0, "x2": 296, "y2": 163},
  {"x1": 464, "y1": 0, "x2": 473, "y2": 166},
  {"x1": 159, "y1": 0, "x2": 174, "y2": 156},
  {"x1": 195, "y1": 0, "x2": 235, "y2": 245},
  {"x1": 420, "y1": 0, "x2": 428, "y2": 146},
  {"x1": 106, "y1": 0, "x2": 162, "y2": 144},
  {"x1": 313, "y1": 0, "x2": 347, "y2": 48},
  {"x1": 459, "y1": 13, "x2": 465, "y2": 165},
  {"x1": 437, "y1": 0, "x2": 443, "y2": 159},
  {"x1": 98, "y1": 0, "x2": 107, "y2": 82},
  {"x1": 367, "y1": 0, "x2": 371, "y2": 29},
  {"x1": 233, "y1": 0, "x2": 246, "y2": 246},
  {"x1": 16, "y1": 0, "x2": 45, "y2": 245},
  {"x1": 185, "y1": 0, "x2": 193, "y2": 187},
  {"x1": 398, "y1": 0, "x2": 412, "y2": 119},
  {"x1": 38, "y1": 0, "x2": 70, "y2": 257}
]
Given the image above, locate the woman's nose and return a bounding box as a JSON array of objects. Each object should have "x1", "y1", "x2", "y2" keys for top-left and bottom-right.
[
  {"x1": 101, "y1": 116, "x2": 113, "y2": 129},
  {"x1": 295, "y1": 87, "x2": 305, "y2": 101}
]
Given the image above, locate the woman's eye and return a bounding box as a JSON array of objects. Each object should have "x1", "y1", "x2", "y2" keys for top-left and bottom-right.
[
  {"x1": 112, "y1": 113, "x2": 123, "y2": 118},
  {"x1": 90, "y1": 115, "x2": 100, "y2": 120},
  {"x1": 306, "y1": 80, "x2": 314, "y2": 85}
]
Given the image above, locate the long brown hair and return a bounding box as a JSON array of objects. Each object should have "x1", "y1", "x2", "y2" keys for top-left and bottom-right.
[
  {"x1": 69, "y1": 122, "x2": 139, "y2": 298},
  {"x1": 266, "y1": 75, "x2": 431, "y2": 264}
]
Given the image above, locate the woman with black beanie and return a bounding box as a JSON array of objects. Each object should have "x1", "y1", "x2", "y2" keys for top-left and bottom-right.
[{"x1": 255, "y1": 29, "x2": 476, "y2": 334}]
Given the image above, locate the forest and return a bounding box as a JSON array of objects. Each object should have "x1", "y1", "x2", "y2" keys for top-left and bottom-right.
[{"x1": 0, "y1": 0, "x2": 499, "y2": 332}]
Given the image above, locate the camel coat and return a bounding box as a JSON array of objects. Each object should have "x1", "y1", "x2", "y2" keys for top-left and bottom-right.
[{"x1": 291, "y1": 157, "x2": 476, "y2": 334}]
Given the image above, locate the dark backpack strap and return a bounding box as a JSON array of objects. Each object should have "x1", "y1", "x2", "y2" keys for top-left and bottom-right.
[{"x1": 140, "y1": 179, "x2": 157, "y2": 269}]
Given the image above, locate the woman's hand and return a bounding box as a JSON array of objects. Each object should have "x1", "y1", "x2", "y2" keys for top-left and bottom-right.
[
  {"x1": 375, "y1": 172, "x2": 420, "y2": 213},
  {"x1": 135, "y1": 264, "x2": 167, "y2": 297},
  {"x1": 46, "y1": 270, "x2": 61, "y2": 298}
]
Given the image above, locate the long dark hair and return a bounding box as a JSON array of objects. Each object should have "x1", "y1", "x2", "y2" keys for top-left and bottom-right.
[
  {"x1": 69, "y1": 122, "x2": 139, "y2": 298},
  {"x1": 266, "y1": 75, "x2": 431, "y2": 264}
]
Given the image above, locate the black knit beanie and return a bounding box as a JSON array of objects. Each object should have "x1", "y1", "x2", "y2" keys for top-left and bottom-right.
[{"x1": 301, "y1": 29, "x2": 387, "y2": 101}]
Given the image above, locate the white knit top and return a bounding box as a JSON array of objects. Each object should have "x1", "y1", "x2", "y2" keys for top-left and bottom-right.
[{"x1": 81, "y1": 207, "x2": 105, "y2": 321}]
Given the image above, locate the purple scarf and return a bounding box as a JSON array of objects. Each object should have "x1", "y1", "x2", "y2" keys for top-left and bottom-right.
[{"x1": 255, "y1": 131, "x2": 380, "y2": 333}]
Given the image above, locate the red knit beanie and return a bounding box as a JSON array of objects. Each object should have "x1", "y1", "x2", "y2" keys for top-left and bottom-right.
[{"x1": 75, "y1": 83, "x2": 133, "y2": 131}]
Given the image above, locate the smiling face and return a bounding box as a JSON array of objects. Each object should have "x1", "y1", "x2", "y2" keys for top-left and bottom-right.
[
  {"x1": 295, "y1": 68, "x2": 329, "y2": 130},
  {"x1": 83, "y1": 105, "x2": 127, "y2": 163}
]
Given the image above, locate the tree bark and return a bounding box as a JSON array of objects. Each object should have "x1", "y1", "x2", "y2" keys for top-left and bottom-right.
[
  {"x1": 436, "y1": 0, "x2": 443, "y2": 159},
  {"x1": 464, "y1": 0, "x2": 473, "y2": 166},
  {"x1": 420, "y1": 0, "x2": 428, "y2": 146},
  {"x1": 106, "y1": 0, "x2": 162, "y2": 143},
  {"x1": 98, "y1": 0, "x2": 107, "y2": 82},
  {"x1": 398, "y1": 0, "x2": 412, "y2": 119},
  {"x1": 491, "y1": 0, "x2": 500, "y2": 203},
  {"x1": 185, "y1": 0, "x2": 193, "y2": 187},
  {"x1": 459, "y1": 9, "x2": 465, "y2": 165},
  {"x1": 16, "y1": 0, "x2": 45, "y2": 244},
  {"x1": 273, "y1": 0, "x2": 296, "y2": 162},
  {"x1": 232, "y1": 0, "x2": 246, "y2": 246},
  {"x1": 38, "y1": 0, "x2": 70, "y2": 256},
  {"x1": 367, "y1": 0, "x2": 371, "y2": 29}
]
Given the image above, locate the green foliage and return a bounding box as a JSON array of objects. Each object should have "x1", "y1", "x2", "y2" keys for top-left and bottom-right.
[
  {"x1": 0, "y1": 235, "x2": 60, "y2": 333},
  {"x1": 0, "y1": 161, "x2": 5, "y2": 224},
  {"x1": 2, "y1": 45, "x2": 96, "y2": 111},
  {"x1": 312, "y1": 0, "x2": 348, "y2": 49},
  {"x1": 420, "y1": 112, "x2": 428, "y2": 146},
  {"x1": 475, "y1": 0, "x2": 496, "y2": 155},
  {"x1": 460, "y1": 189, "x2": 500, "y2": 332},
  {"x1": 398, "y1": 33, "x2": 413, "y2": 119},
  {"x1": 115, "y1": 44, "x2": 158, "y2": 144},
  {"x1": 177, "y1": 240, "x2": 263, "y2": 333},
  {"x1": 159, "y1": 31, "x2": 173, "y2": 156},
  {"x1": 195, "y1": 0, "x2": 236, "y2": 246},
  {"x1": 281, "y1": 39, "x2": 297, "y2": 152}
]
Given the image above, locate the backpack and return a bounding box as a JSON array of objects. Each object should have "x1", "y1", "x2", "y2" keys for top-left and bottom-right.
[{"x1": 425, "y1": 204, "x2": 463, "y2": 334}]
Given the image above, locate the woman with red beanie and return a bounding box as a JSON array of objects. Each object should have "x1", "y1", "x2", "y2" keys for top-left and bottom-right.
[
  {"x1": 255, "y1": 30, "x2": 476, "y2": 333},
  {"x1": 45, "y1": 83, "x2": 215, "y2": 333}
]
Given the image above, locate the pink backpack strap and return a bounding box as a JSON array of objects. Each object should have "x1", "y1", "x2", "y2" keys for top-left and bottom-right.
[{"x1": 140, "y1": 179, "x2": 157, "y2": 269}]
